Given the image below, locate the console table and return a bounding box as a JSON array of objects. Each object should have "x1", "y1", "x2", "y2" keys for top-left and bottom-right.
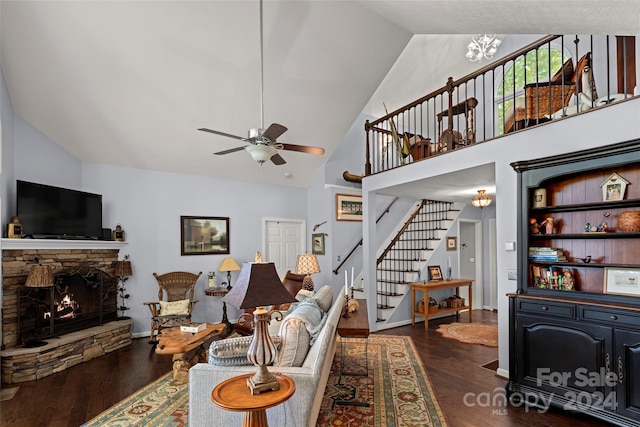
[
  {"x1": 337, "y1": 299, "x2": 370, "y2": 407},
  {"x1": 204, "y1": 287, "x2": 232, "y2": 333},
  {"x1": 410, "y1": 279, "x2": 473, "y2": 329}
]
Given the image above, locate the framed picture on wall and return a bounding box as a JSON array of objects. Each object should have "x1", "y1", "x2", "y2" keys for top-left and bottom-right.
[
  {"x1": 180, "y1": 216, "x2": 230, "y2": 255},
  {"x1": 336, "y1": 194, "x2": 363, "y2": 221},
  {"x1": 312, "y1": 233, "x2": 325, "y2": 255},
  {"x1": 446, "y1": 236, "x2": 457, "y2": 251}
]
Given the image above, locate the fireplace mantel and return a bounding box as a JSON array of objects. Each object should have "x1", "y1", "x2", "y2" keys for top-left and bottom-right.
[{"x1": 1, "y1": 238, "x2": 128, "y2": 250}]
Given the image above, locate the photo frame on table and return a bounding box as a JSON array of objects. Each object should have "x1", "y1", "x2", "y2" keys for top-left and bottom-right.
[
  {"x1": 605, "y1": 267, "x2": 640, "y2": 296},
  {"x1": 336, "y1": 193, "x2": 363, "y2": 221},
  {"x1": 312, "y1": 233, "x2": 325, "y2": 255},
  {"x1": 428, "y1": 265, "x2": 443, "y2": 281},
  {"x1": 446, "y1": 236, "x2": 457, "y2": 251},
  {"x1": 180, "y1": 216, "x2": 230, "y2": 255}
]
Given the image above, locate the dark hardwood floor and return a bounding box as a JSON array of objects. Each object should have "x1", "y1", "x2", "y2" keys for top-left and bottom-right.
[{"x1": 0, "y1": 310, "x2": 612, "y2": 426}]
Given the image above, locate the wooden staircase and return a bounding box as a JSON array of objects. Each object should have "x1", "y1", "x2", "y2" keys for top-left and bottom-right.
[{"x1": 375, "y1": 199, "x2": 461, "y2": 327}]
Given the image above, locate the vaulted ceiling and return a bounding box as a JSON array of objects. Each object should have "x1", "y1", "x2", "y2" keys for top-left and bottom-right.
[{"x1": 1, "y1": 1, "x2": 638, "y2": 189}]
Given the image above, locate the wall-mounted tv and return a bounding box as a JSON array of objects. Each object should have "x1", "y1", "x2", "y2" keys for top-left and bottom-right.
[{"x1": 17, "y1": 180, "x2": 103, "y2": 239}]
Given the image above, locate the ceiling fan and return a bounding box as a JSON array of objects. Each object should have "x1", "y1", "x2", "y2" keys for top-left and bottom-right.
[{"x1": 198, "y1": 0, "x2": 325, "y2": 165}]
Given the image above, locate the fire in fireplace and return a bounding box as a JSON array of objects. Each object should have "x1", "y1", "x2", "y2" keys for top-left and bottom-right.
[{"x1": 19, "y1": 267, "x2": 118, "y2": 345}]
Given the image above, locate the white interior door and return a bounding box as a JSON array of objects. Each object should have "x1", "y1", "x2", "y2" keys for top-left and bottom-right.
[
  {"x1": 460, "y1": 219, "x2": 483, "y2": 310},
  {"x1": 262, "y1": 218, "x2": 306, "y2": 279}
]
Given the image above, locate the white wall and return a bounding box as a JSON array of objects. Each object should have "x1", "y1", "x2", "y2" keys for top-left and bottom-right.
[
  {"x1": 363, "y1": 97, "x2": 640, "y2": 375},
  {"x1": 82, "y1": 164, "x2": 308, "y2": 336}
]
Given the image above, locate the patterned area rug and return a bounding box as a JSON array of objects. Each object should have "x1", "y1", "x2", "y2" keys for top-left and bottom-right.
[
  {"x1": 83, "y1": 334, "x2": 447, "y2": 427},
  {"x1": 317, "y1": 334, "x2": 447, "y2": 426},
  {"x1": 436, "y1": 322, "x2": 498, "y2": 347},
  {"x1": 82, "y1": 372, "x2": 188, "y2": 427}
]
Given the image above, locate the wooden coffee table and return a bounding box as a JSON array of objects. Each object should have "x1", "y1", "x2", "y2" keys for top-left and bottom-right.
[{"x1": 155, "y1": 322, "x2": 226, "y2": 384}]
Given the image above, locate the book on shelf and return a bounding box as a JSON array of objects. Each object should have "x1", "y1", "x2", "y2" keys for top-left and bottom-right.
[
  {"x1": 529, "y1": 247, "x2": 566, "y2": 261},
  {"x1": 180, "y1": 322, "x2": 207, "y2": 333}
]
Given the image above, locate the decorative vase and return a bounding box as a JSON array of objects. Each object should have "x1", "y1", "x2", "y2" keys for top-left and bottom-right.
[
  {"x1": 533, "y1": 188, "x2": 547, "y2": 208},
  {"x1": 618, "y1": 211, "x2": 640, "y2": 232}
]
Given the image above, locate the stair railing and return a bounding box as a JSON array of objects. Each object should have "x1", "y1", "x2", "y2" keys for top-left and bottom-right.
[{"x1": 332, "y1": 197, "x2": 398, "y2": 275}]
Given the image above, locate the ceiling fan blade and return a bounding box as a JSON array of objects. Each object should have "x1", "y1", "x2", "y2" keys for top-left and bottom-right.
[
  {"x1": 280, "y1": 143, "x2": 325, "y2": 155},
  {"x1": 270, "y1": 153, "x2": 286, "y2": 165},
  {"x1": 214, "y1": 146, "x2": 247, "y2": 155},
  {"x1": 262, "y1": 123, "x2": 287, "y2": 141},
  {"x1": 198, "y1": 128, "x2": 248, "y2": 141}
]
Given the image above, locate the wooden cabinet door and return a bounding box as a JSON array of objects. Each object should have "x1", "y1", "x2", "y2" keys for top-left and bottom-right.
[
  {"x1": 615, "y1": 329, "x2": 640, "y2": 421},
  {"x1": 516, "y1": 314, "x2": 612, "y2": 397}
]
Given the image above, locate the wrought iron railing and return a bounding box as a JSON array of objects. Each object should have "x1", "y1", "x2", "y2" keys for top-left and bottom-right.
[{"x1": 365, "y1": 35, "x2": 637, "y2": 176}]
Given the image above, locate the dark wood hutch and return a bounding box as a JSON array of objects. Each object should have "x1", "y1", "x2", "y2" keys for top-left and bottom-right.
[{"x1": 508, "y1": 139, "x2": 640, "y2": 426}]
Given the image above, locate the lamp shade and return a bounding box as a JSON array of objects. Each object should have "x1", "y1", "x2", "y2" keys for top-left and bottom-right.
[
  {"x1": 471, "y1": 189, "x2": 493, "y2": 209},
  {"x1": 114, "y1": 260, "x2": 133, "y2": 277},
  {"x1": 295, "y1": 253, "x2": 320, "y2": 275},
  {"x1": 218, "y1": 257, "x2": 241, "y2": 272},
  {"x1": 25, "y1": 265, "x2": 54, "y2": 288},
  {"x1": 222, "y1": 262, "x2": 296, "y2": 309}
]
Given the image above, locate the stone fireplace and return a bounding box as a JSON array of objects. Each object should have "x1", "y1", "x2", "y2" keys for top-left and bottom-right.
[{"x1": 1, "y1": 240, "x2": 132, "y2": 383}]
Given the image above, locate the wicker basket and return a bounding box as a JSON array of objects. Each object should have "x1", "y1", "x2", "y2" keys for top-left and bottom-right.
[
  {"x1": 523, "y1": 82, "x2": 576, "y2": 120},
  {"x1": 445, "y1": 298, "x2": 465, "y2": 308}
]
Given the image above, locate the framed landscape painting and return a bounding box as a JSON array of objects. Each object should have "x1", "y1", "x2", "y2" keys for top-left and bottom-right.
[{"x1": 181, "y1": 216, "x2": 229, "y2": 255}]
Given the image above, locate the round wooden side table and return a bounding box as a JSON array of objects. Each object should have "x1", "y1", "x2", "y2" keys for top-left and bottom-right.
[{"x1": 211, "y1": 373, "x2": 295, "y2": 427}]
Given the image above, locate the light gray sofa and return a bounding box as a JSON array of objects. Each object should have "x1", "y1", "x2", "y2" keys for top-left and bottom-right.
[{"x1": 189, "y1": 290, "x2": 342, "y2": 426}]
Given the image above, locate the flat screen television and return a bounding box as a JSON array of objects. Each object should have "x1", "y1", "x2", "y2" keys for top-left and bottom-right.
[{"x1": 17, "y1": 180, "x2": 103, "y2": 239}]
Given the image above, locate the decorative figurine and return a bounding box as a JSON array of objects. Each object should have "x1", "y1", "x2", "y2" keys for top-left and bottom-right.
[
  {"x1": 542, "y1": 216, "x2": 554, "y2": 235},
  {"x1": 584, "y1": 222, "x2": 591, "y2": 232},
  {"x1": 563, "y1": 269, "x2": 575, "y2": 290},
  {"x1": 530, "y1": 218, "x2": 540, "y2": 234}
]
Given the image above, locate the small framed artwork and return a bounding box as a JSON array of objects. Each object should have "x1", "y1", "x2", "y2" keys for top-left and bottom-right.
[
  {"x1": 446, "y1": 236, "x2": 457, "y2": 251},
  {"x1": 180, "y1": 216, "x2": 230, "y2": 255},
  {"x1": 312, "y1": 233, "x2": 325, "y2": 255},
  {"x1": 605, "y1": 268, "x2": 640, "y2": 296},
  {"x1": 600, "y1": 172, "x2": 628, "y2": 201},
  {"x1": 336, "y1": 193, "x2": 363, "y2": 221},
  {"x1": 428, "y1": 265, "x2": 443, "y2": 281}
]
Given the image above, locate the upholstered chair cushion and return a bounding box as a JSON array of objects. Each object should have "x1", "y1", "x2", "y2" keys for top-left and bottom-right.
[{"x1": 158, "y1": 299, "x2": 190, "y2": 316}]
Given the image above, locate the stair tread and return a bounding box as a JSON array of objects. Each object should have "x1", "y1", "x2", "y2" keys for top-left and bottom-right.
[
  {"x1": 377, "y1": 304, "x2": 395, "y2": 310},
  {"x1": 377, "y1": 291, "x2": 403, "y2": 296}
]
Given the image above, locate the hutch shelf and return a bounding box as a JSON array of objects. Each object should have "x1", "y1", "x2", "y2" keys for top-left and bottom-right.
[{"x1": 508, "y1": 139, "x2": 640, "y2": 427}]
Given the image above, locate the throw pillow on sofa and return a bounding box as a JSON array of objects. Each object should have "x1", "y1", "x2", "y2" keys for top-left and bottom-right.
[
  {"x1": 209, "y1": 335, "x2": 283, "y2": 366},
  {"x1": 312, "y1": 285, "x2": 333, "y2": 312}
]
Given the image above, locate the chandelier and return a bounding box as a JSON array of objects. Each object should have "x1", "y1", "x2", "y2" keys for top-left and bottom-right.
[
  {"x1": 466, "y1": 34, "x2": 502, "y2": 62},
  {"x1": 471, "y1": 190, "x2": 493, "y2": 209}
]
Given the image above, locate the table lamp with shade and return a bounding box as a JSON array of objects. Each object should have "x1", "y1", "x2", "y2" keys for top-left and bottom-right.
[
  {"x1": 295, "y1": 252, "x2": 320, "y2": 291},
  {"x1": 218, "y1": 257, "x2": 241, "y2": 291},
  {"x1": 222, "y1": 262, "x2": 296, "y2": 394}
]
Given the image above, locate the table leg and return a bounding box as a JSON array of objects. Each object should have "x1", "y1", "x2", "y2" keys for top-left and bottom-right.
[
  {"x1": 242, "y1": 409, "x2": 268, "y2": 427},
  {"x1": 411, "y1": 287, "x2": 416, "y2": 326},
  {"x1": 468, "y1": 283, "x2": 473, "y2": 323},
  {"x1": 424, "y1": 290, "x2": 429, "y2": 330}
]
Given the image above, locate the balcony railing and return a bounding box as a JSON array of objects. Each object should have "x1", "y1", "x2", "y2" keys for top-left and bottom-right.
[{"x1": 364, "y1": 35, "x2": 637, "y2": 176}]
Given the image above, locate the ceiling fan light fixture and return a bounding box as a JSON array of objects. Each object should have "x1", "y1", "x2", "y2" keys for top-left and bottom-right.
[
  {"x1": 471, "y1": 189, "x2": 493, "y2": 209},
  {"x1": 246, "y1": 144, "x2": 277, "y2": 164}
]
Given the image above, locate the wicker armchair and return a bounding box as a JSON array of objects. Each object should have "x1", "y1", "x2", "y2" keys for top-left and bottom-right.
[{"x1": 144, "y1": 271, "x2": 202, "y2": 343}]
